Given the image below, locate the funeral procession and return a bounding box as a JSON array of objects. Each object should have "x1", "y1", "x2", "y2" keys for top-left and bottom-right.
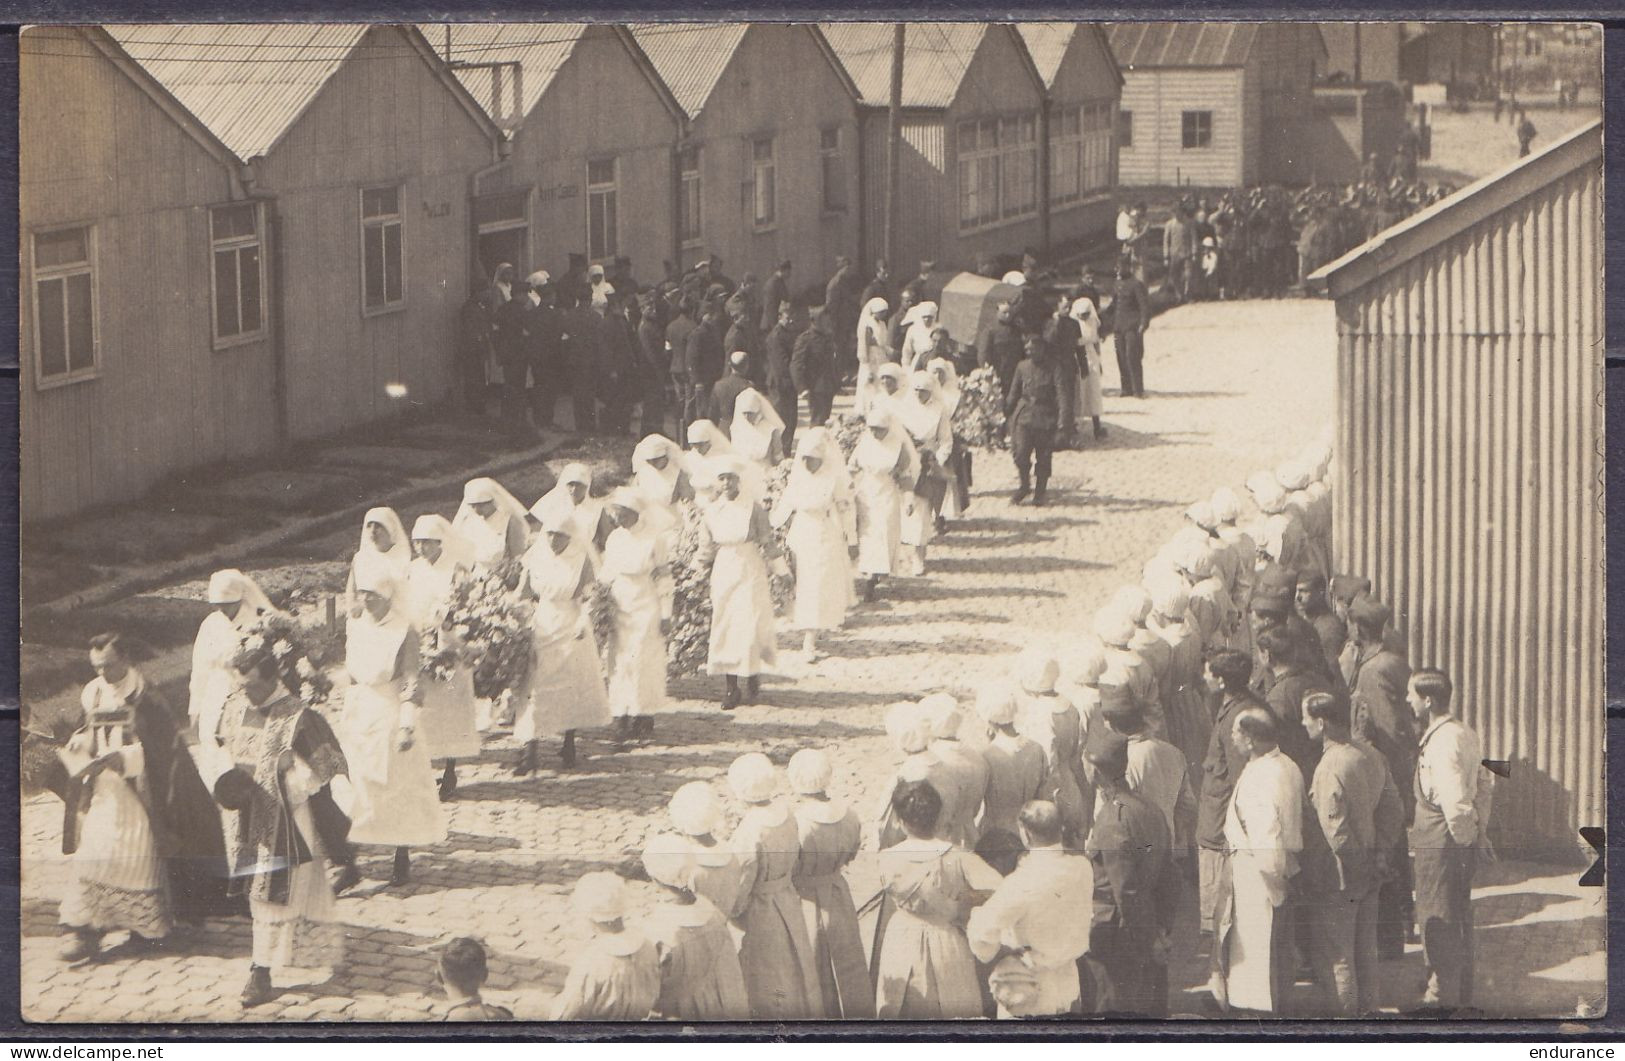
[{"x1": 16, "y1": 19, "x2": 1604, "y2": 1025}]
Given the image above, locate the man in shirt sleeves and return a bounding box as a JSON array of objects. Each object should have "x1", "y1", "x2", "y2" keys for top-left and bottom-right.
[
  {"x1": 966, "y1": 801, "x2": 1093, "y2": 1018},
  {"x1": 1408, "y1": 668, "x2": 1491, "y2": 1011},
  {"x1": 1215, "y1": 707, "x2": 1304, "y2": 1015}
]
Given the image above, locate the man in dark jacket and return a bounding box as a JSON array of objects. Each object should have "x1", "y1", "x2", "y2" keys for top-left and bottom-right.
[
  {"x1": 492, "y1": 276, "x2": 538, "y2": 438},
  {"x1": 1256, "y1": 625, "x2": 1325, "y2": 778},
  {"x1": 1296, "y1": 572, "x2": 1348, "y2": 677},
  {"x1": 763, "y1": 300, "x2": 807, "y2": 453},
  {"x1": 558, "y1": 252, "x2": 591, "y2": 310},
  {"x1": 597, "y1": 297, "x2": 638, "y2": 436},
  {"x1": 824, "y1": 256, "x2": 860, "y2": 375},
  {"x1": 723, "y1": 293, "x2": 763, "y2": 389},
  {"x1": 524, "y1": 279, "x2": 563, "y2": 430},
  {"x1": 1082, "y1": 730, "x2": 1177, "y2": 1017},
  {"x1": 759, "y1": 260, "x2": 792, "y2": 333},
  {"x1": 635, "y1": 291, "x2": 669, "y2": 437},
  {"x1": 665, "y1": 296, "x2": 700, "y2": 441},
  {"x1": 457, "y1": 286, "x2": 495, "y2": 415},
  {"x1": 1003, "y1": 336, "x2": 1061, "y2": 505},
  {"x1": 708, "y1": 351, "x2": 754, "y2": 433},
  {"x1": 1196, "y1": 650, "x2": 1265, "y2": 942},
  {"x1": 791, "y1": 310, "x2": 839, "y2": 427},
  {"x1": 684, "y1": 298, "x2": 727, "y2": 432},
  {"x1": 859, "y1": 259, "x2": 893, "y2": 312},
  {"x1": 1043, "y1": 293, "x2": 1084, "y2": 449},
  {"x1": 1112, "y1": 263, "x2": 1150, "y2": 398},
  {"x1": 1345, "y1": 597, "x2": 1415, "y2": 960},
  {"x1": 979, "y1": 301, "x2": 1027, "y2": 396}
]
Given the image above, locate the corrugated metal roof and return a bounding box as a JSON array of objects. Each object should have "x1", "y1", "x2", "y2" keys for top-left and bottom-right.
[
  {"x1": 104, "y1": 23, "x2": 369, "y2": 160},
  {"x1": 1015, "y1": 22, "x2": 1074, "y2": 87},
  {"x1": 1105, "y1": 22, "x2": 1259, "y2": 68},
  {"x1": 418, "y1": 23, "x2": 588, "y2": 122},
  {"x1": 628, "y1": 23, "x2": 749, "y2": 120},
  {"x1": 822, "y1": 22, "x2": 990, "y2": 109}
]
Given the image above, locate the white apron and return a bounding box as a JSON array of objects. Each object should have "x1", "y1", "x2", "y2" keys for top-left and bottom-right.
[
  {"x1": 704, "y1": 501, "x2": 778, "y2": 678},
  {"x1": 341, "y1": 619, "x2": 446, "y2": 848},
  {"x1": 602, "y1": 527, "x2": 669, "y2": 719}
]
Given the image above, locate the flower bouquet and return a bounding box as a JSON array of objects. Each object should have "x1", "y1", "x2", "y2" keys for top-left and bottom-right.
[
  {"x1": 586, "y1": 578, "x2": 617, "y2": 666},
  {"x1": 417, "y1": 602, "x2": 462, "y2": 685},
  {"x1": 831, "y1": 412, "x2": 868, "y2": 464},
  {"x1": 233, "y1": 612, "x2": 336, "y2": 709},
  {"x1": 953, "y1": 365, "x2": 1008, "y2": 451},
  {"x1": 666, "y1": 501, "x2": 714, "y2": 679},
  {"x1": 761, "y1": 458, "x2": 796, "y2": 614},
  {"x1": 442, "y1": 560, "x2": 535, "y2": 701}
]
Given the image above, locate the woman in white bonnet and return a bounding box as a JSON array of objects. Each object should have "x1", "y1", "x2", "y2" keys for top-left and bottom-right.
[
  {"x1": 855, "y1": 297, "x2": 891, "y2": 415},
  {"x1": 451, "y1": 477, "x2": 529, "y2": 569},
  {"x1": 1147, "y1": 576, "x2": 1209, "y2": 792},
  {"x1": 664, "y1": 781, "x2": 749, "y2": 918},
  {"x1": 729, "y1": 388, "x2": 787, "y2": 470},
  {"x1": 851, "y1": 405, "x2": 920, "y2": 603},
  {"x1": 787, "y1": 748, "x2": 874, "y2": 1019},
  {"x1": 640, "y1": 833, "x2": 749, "y2": 1021},
  {"x1": 550, "y1": 871, "x2": 660, "y2": 1021},
  {"x1": 600, "y1": 488, "x2": 673, "y2": 744},
  {"x1": 726, "y1": 752, "x2": 820, "y2": 1019},
  {"x1": 189, "y1": 568, "x2": 278, "y2": 777},
  {"x1": 341, "y1": 557, "x2": 447, "y2": 886},
  {"x1": 403, "y1": 515, "x2": 479, "y2": 801},
  {"x1": 770, "y1": 427, "x2": 858, "y2": 661},
  {"x1": 1011, "y1": 649, "x2": 1087, "y2": 847},
  {"x1": 1068, "y1": 296, "x2": 1108, "y2": 441}
]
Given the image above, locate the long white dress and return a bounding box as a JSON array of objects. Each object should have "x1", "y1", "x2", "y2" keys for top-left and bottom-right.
[
  {"x1": 602, "y1": 522, "x2": 672, "y2": 719},
  {"x1": 402, "y1": 554, "x2": 481, "y2": 762},
  {"x1": 1070, "y1": 298, "x2": 1106, "y2": 421},
  {"x1": 896, "y1": 382, "x2": 954, "y2": 552},
  {"x1": 514, "y1": 535, "x2": 613, "y2": 740},
  {"x1": 770, "y1": 437, "x2": 858, "y2": 632},
  {"x1": 702, "y1": 497, "x2": 778, "y2": 678},
  {"x1": 853, "y1": 415, "x2": 919, "y2": 579},
  {"x1": 188, "y1": 584, "x2": 275, "y2": 781},
  {"x1": 340, "y1": 614, "x2": 447, "y2": 848},
  {"x1": 855, "y1": 299, "x2": 891, "y2": 416}
]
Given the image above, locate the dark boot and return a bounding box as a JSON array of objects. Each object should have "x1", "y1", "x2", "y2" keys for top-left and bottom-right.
[
  {"x1": 744, "y1": 676, "x2": 760, "y2": 705},
  {"x1": 1093, "y1": 420, "x2": 1107, "y2": 440},
  {"x1": 390, "y1": 847, "x2": 411, "y2": 887},
  {"x1": 612, "y1": 716, "x2": 633, "y2": 748},
  {"x1": 863, "y1": 576, "x2": 879, "y2": 603},
  {"x1": 241, "y1": 964, "x2": 276, "y2": 1008},
  {"x1": 1012, "y1": 466, "x2": 1031, "y2": 504},
  {"x1": 438, "y1": 760, "x2": 458, "y2": 802},
  {"x1": 560, "y1": 730, "x2": 577, "y2": 768},
  {"x1": 722, "y1": 676, "x2": 741, "y2": 711},
  {"x1": 633, "y1": 716, "x2": 654, "y2": 741},
  {"x1": 58, "y1": 927, "x2": 99, "y2": 964},
  {"x1": 1033, "y1": 477, "x2": 1048, "y2": 507},
  {"x1": 331, "y1": 860, "x2": 361, "y2": 896},
  {"x1": 511, "y1": 741, "x2": 538, "y2": 776}
]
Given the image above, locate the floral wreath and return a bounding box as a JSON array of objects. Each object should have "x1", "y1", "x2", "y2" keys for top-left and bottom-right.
[{"x1": 232, "y1": 612, "x2": 336, "y2": 709}]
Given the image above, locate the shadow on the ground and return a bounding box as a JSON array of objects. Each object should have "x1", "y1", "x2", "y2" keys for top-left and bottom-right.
[
  {"x1": 819, "y1": 634, "x2": 1021, "y2": 659},
  {"x1": 925, "y1": 554, "x2": 1106, "y2": 577},
  {"x1": 879, "y1": 580, "x2": 1066, "y2": 602},
  {"x1": 842, "y1": 608, "x2": 1011, "y2": 629}
]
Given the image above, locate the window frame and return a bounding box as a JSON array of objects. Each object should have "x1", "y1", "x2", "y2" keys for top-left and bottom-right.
[
  {"x1": 1117, "y1": 108, "x2": 1134, "y2": 148},
  {"x1": 677, "y1": 146, "x2": 703, "y2": 247},
  {"x1": 209, "y1": 201, "x2": 268, "y2": 349},
  {"x1": 957, "y1": 111, "x2": 1042, "y2": 233},
  {"x1": 818, "y1": 125, "x2": 847, "y2": 214},
  {"x1": 1181, "y1": 109, "x2": 1214, "y2": 150},
  {"x1": 359, "y1": 184, "x2": 406, "y2": 317},
  {"x1": 586, "y1": 156, "x2": 620, "y2": 260},
  {"x1": 1048, "y1": 104, "x2": 1083, "y2": 207},
  {"x1": 750, "y1": 135, "x2": 777, "y2": 231},
  {"x1": 30, "y1": 222, "x2": 100, "y2": 390}
]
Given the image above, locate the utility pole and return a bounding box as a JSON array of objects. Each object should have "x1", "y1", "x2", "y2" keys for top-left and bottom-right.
[
  {"x1": 1353, "y1": 23, "x2": 1362, "y2": 82},
  {"x1": 885, "y1": 24, "x2": 904, "y2": 273}
]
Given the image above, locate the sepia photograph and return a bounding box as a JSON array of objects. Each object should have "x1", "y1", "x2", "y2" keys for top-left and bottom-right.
[{"x1": 14, "y1": 18, "x2": 1606, "y2": 1028}]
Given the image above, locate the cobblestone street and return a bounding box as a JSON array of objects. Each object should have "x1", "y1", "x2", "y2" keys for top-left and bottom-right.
[{"x1": 20, "y1": 299, "x2": 1603, "y2": 1024}]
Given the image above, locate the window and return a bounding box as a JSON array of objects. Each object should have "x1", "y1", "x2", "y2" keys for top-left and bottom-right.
[
  {"x1": 1082, "y1": 102, "x2": 1113, "y2": 194},
  {"x1": 587, "y1": 158, "x2": 618, "y2": 260},
  {"x1": 819, "y1": 126, "x2": 846, "y2": 212},
  {"x1": 31, "y1": 225, "x2": 97, "y2": 385},
  {"x1": 360, "y1": 185, "x2": 404, "y2": 313},
  {"x1": 210, "y1": 203, "x2": 264, "y2": 345},
  {"x1": 678, "y1": 147, "x2": 702, "y2": 244},
  {"x1": 1117, "y1": 109, "x2": 1134, "y2": 148},
  {"x1": 956, "y1": 118, "x2": 1001, "y2": 229},
  {"x1": 751, "y1": 136, "x2": 776, "y2": 228},
  {"x1": 1049, "y1": 105, "x2": 1082, "y2": 206},
  {"x1": 999, "y1": 114, "x2": 1038, "y2": 220},
  {"x1": 1181, "y1": 110, "x2": 1213, "y2": 149}
]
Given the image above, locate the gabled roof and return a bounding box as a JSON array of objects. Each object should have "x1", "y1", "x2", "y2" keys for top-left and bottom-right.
[
  {"x1": 824, "y1": 23, "x2": 1038, "y2": 110},
  {"x1": 1309, "y1": 119, "x2": 1602, "y2": 298},
  {"x1": 423, "y1": 23, "x2": 682, "y2": 128},
  {"x1": 628, "y1": 23, "x2": 750, "y2": 120},
  {"x1": 1016, "y1": 23, "x2": 1123, "y2": 90},
  {"x1": 104, "y1": 23, "x2": 369, "y2": 160},
  {"x1": 1106, "y1": 22, "x2": 1260, "y2": 68}
]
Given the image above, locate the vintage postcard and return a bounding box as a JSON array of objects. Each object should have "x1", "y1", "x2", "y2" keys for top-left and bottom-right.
[{"x1": 17, "y1": 19, "x2": 1605, "y2": 1026}]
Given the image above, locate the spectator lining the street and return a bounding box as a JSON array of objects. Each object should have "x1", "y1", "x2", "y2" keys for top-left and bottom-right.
[
  {"x1": 438, "y1": 937, "x2": 513, "y2": 1021},
  {"x1": 550, "y1": 871, "x2": 660, "y2": 1021},
  {"x1": 787, "y1": 748, "x2": 874, "y2": 1019},
  {"x1": 641, "y1": 832, "x2": 749, "y2": 1022}
]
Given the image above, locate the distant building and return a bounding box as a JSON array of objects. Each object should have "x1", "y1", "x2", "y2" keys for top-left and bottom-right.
[
  {"x1": 431, "y1": 24, "x2": 684, "y2": 284},
  {"x1": 1398, "y1": 22, "x2": 1495, "y2": 87},
  {"x1": 827, "y1": 23, "x2": 1087, "y2": 276},
  {"x1": 1304, "y1": 81, "x2": 1408, "y2": 183},
  {"x1": 1309, "y1": 121, "x2": 1603, "y2": 853},
  {"x1": 20, "y1": 24, "x2": 502, "y2": 522},
  {"x1": 631, "y1": 24, "x2": 863, "y2": 288},
  {"x1": 1016, "y1": 24, "x2": 1124, "y2": 257},
  {"x1": 1107, "y1": 22, "x2": 1327, "y2": 187},
  {"x1": 1321, "y1": 23, "x2": 1403, "y2": 85}
]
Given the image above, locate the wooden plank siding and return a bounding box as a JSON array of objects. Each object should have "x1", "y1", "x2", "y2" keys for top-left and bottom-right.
[
  {"x1": 1322, "y1": 125, "x2": 1603, "y2": 853},
  {"x1": 475, "y1": 25, "x2": 679, "y2": 282},
  {"x1": 253, "y1": 24, "x2": 499, "y2": 443},
  {"x1": 858, "y1": 112, "x2": 947, "y2": 275},
  {"x1": 673, "y1": 25, "x2": 861, "y2": 284},
  {"x1": 1117, "y1": 68, "x2": 1245, "y2": 187},
  {"x1": 19, "y1": 27, "x2": 273, "y2": 522}
]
